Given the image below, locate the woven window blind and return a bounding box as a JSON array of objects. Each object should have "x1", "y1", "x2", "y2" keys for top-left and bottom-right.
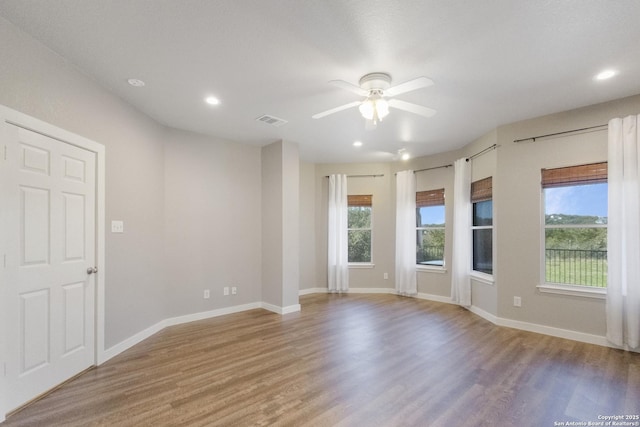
[
  {"x1": 416, "y1": 188, "x2": 445, "y2": 207},
  {"x1": 541, "y1": 162, "x2": 607, "y2": 188},
  {"x1": 471, "y1": 177, "x2": 492, "y2": 203},
  {"x1": 347, "y1": 194, "x2": 372, "y2": 207}
]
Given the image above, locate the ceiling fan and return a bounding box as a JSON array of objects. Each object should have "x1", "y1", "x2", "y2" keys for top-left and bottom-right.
[{"x1": 312, "y1": 72, "x2": 436, "y2": 125}]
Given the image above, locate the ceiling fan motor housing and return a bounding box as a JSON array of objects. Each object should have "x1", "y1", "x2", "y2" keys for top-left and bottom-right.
[{"x1": 359, "y1": 72, "x2": 392, "y2": 91}]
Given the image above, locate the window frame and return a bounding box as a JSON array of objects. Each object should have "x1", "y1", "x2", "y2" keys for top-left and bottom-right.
[
  {"x1": 538, "y1": 163, "x2": 608, "y2": 298},
  {"x1": 416, "y1": 188, "x2": 446, "y2": 271},
  {"x1": 347, "y1": 194, "x2": 374, "y2": 266},
  {"x1": 471, "y1": 177, "x2": 494, "y2": 281}
]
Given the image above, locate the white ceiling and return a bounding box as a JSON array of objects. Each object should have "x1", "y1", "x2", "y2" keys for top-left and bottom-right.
[{"x1": 1, "y1": 1, "x2": 640, "y2": 163}]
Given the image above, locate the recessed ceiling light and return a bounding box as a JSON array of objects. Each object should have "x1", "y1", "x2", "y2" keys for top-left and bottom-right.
[
  {"x1": 353, "y1": 141, "x2": 363, "y2": 147},
  {"x1": 595, "y1": 70, "x2": 616, "y2": 80},
  {"x1": 205, "y1": 96, "x2": 220, "y2": 105},
  {"x1": 401, "y1": 153, "x2": 410, "y2": 161},
  {"x1": 127, "y1": 78, "x2": 145, "y2": 87}
]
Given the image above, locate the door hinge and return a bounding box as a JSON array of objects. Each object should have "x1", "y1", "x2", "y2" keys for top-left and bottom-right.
[
  {"x1": 3, "y1": 144, "x2": 6, "y2": 161},
  {"x1": 3, "y1": 254, "x2": 6, "y2": 268}
]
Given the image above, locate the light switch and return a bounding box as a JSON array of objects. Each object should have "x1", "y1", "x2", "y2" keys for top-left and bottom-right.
[{"x1": 111, "y1": 220, "x2": 124, "y2": 233}]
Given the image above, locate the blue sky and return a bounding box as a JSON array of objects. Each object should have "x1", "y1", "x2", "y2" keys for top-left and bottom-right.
[
  {"x1": 544, "y1": 183, "x2": 607, "y2": 217},
  {"x1": 418, "y1": 205, "x2": 445, "y2": 225}
]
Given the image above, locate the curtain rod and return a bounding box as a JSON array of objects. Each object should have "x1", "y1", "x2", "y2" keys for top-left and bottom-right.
[
  {"x1": 324, "y1": 174, "x2": 384, "y2": 178},
  {"x1": 466, "y1": 144, "x2": 498, "y2": 162},
  {"x1": 414, "y1": 164, "x2": 452, "y2": 173},
  {"x1": 392, "y1": 164, "x2": 452, "y2": 176},
  {"x1": 513, "y1": 124, "x2": 607, "y2": 143}
]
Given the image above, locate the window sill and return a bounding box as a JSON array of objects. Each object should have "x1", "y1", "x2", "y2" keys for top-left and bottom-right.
[
  {"x1": 537, "y1": 283, "x2": 606, "y2": 300},
  {"x1": 470, "y1": 271, "x2": 494, "y2": 285},
  {"x1": 417, "y1": 265, "x2": 447, "y2": 274},
  {"x1": 349, "y1": 263, "x2": 375, "y2": 269}
]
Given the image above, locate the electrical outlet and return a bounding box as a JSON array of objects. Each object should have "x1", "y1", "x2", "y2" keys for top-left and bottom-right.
[
  {"x1": 204, "y1": 290, "x2": 210, "y2": 299},
  {"x1": 111, "y1": 220, "x2": 124, "y2": 233},
  {"x1": 232, "y1": 286, "x2": 237, "y2": 295},
  {"x1": 513, "y1": 296, "x2": 522, "y2": 307},
  {"x1": 223, "y1": 287, "x2": 229, "y2": 296},
  {"x1": 383, "y1": 273, "x2": 389, "y2": 280}
]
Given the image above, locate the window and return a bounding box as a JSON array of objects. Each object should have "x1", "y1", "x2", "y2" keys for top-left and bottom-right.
[
  {"x1": 348, "y1": 195, "x2": 372, "y2": 263},
  {"x1": 471, "y1": 177, "x2": 493, "y2": 275},
  {"x1": 542, "y1": 162, "x2": 607, "y2": 288},
  {"x1": 416, "y1": 189, "x2": 445, "y2": 266}
]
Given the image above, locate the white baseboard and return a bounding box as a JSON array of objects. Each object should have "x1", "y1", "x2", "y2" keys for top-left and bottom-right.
[
  {"x1": 101, "y1": 302, "x2": 262, "y2": 364},
  {"x1": 102, "y1": 289, "x2": 635, "y2": 366},
  {"x1": 100, "y1": 321, "x2": 166, "y2": 364},
  {"x1": 299, "y1": 287, "x2": 327, "y2": 295},
  {"x1": 416, "y1": 292, "x2": 455, "y2": 304},
  {"x1": 495, "y1": 316, "x2": 613, "y2": 348},
  {"x1": 468, "y1": 304, "x2": 499, "y2": 324},
  {"x1": 164, "y1": 302, "x2": 262, "y2": 327},
  {"x1": 261, "y1": 302, "x2": 301, "y2": 315},
  {"x1": 347, "y1": 287, "x2": 395, "y2": 294},
  {"x1": 296, "y1": 287, "x2": 634, "y2": 352}
]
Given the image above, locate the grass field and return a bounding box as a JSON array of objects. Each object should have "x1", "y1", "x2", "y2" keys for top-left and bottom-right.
[{"x1": 545, "y1": 256, "x2": 607, "y2": 288}]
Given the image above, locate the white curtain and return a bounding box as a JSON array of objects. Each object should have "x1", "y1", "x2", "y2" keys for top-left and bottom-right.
[
  {"x1": 451, "y1": 158, "x2": 472, "y2": 307},
  {"x1": 395, "y1": 170, "x2": 417, "y2": 295},
  {"x1": 328, "y1": 174, "x2": 349, "y2": 293},
  {"x1": 606, "y1": 114, "x2": 640, "y2": 349}
]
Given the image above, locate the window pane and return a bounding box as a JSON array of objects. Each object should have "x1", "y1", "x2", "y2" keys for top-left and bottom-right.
[
  {"x1": 417, "y1": 205, "x2": 445, "y2": 227},
  {"x1": 416, "y1": 229, "x2": 444, "y2": 266},
  {"x1": 473, "y1": 201, "x2": 493, "y2": 226},
  {"x1": 472, "y1": 229, "x2": 492, "y2": 274},
  {"x1": 348, "y1": 230, "x2": 371, "y2": 263},
  {"x1": 348, "y1": 206, "x2": 371, "y2": 228},
  {"x1": 544, "y1": 183, "x2": 608, "y2": 225},
  {"x1": 545, "y1": 228, "x2": 607, "y2": 287}
]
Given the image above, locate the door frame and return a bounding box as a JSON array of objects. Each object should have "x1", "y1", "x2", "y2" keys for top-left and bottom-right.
[{"x1": 0, "y1": 105, "x2": 106, "y2": 421}]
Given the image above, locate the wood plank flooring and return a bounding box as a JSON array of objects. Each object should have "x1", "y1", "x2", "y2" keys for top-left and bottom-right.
[{"x1": 4, "y1": 294, "x2": 639, "y2": 426}]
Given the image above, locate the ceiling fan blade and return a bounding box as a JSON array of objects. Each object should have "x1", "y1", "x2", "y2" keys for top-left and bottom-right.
[
  {"x1": 329, "y1": 80, "x2": 369, "y2": 96},
  {"x1": 388, "y1": 99, "x2": 437, "y2": 118},
  {"x1": 385, "y1": 77, "x2": 434, "y2": 97},
  {"x1": 312, "y1": 101, "x2": 361, "y2": 119}
]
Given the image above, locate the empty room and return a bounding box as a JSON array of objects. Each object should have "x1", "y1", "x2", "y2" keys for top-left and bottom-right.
[{"x1": 0, "y1": 1, "x2": 639, "y2": 426}]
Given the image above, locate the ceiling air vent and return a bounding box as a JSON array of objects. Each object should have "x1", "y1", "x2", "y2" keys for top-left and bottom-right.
[{"x1": 256, "y1": 114, "x2": 288, "y2": 127}]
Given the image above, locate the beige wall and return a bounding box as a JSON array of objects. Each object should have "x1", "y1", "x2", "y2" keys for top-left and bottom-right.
[
  {"x1": 299, "y1": 162, "x2": 317, "y2": 289},
  {"x1": 494, "y1": 94, "x2": 640, "y2": 335},
  {"x1": 394, "y1": 150, "x2": 461, "y2": 298},
  {"x1": 303, "y1": 94, "x2": 640, "y2": 340},
  {"x1": 0, "y1": 16, "x2": 167, "y2": 347},
  {"x1": 4, "y1": 12, "x2": 640, "y2": 353},
  {"x1": 463, "y1": 130, "x2": 498, "y2": 316},
  {"x1": 261, "y1": 140, "x2": 300, "y2": 309},
  {"x1": 163, "y1": 128, "x2": 262, "y2": 317},
  {"x1": 314, "y1": 163, "x2": 394, "y2": 289}
]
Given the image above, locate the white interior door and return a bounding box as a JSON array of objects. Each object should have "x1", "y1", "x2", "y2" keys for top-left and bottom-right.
[{"x1": 1, "y1": 123, "x2": 96, "y2": 414}]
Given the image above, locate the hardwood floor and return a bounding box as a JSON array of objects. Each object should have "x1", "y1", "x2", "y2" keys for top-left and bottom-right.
[{"x1": 4, "y1": 294, "x2": 639, "y2": 426}]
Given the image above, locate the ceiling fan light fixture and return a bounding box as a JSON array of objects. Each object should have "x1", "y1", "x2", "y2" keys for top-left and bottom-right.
[
  {"x1": 376, "y1": 98, "x2": 389, "y2": 119},
  {"x1": 359, "y1": 93, "x2": 389, "y2": 123},
  {"x1": 359, "y1": 99, "x2": 375, "y2": 120}
]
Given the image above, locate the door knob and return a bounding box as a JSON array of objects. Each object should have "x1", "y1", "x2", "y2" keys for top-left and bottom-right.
[{"x1": 87, "y1": 267, "x2": 98, "y2": 275}]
